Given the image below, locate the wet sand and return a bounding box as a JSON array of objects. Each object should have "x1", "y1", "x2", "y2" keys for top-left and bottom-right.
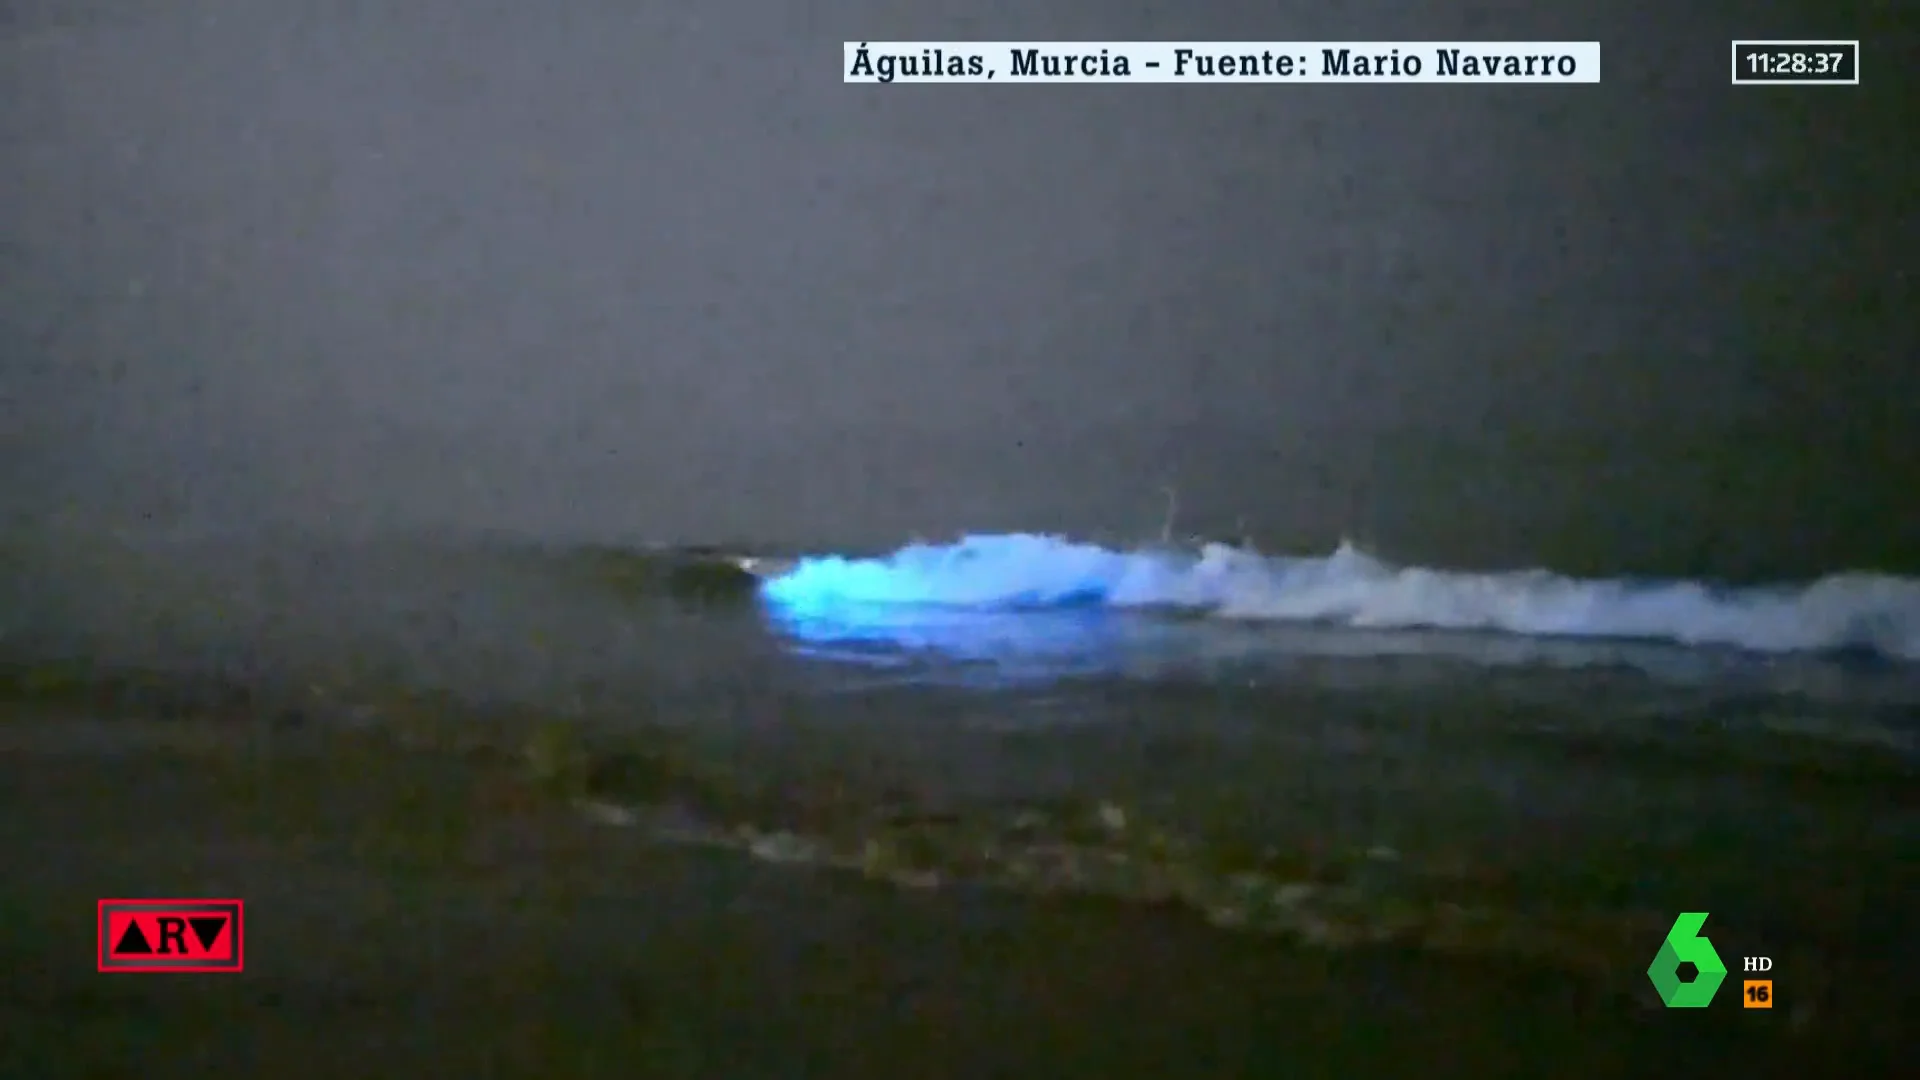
[{"x1": 0, "y1": 708, "x2": 1903, "y2": 1079}]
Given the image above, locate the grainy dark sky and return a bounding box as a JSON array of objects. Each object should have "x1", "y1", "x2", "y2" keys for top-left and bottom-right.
[{"x1": 3, "y1": 1, "x2": 1914, "y2": 577}]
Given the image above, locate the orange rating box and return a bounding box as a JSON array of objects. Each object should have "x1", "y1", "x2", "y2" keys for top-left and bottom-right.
[{"x1": 1743, "y1": 980, "x2": 1773, "y2": 1008}]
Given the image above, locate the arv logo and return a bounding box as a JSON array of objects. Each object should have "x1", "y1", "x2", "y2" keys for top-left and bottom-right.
[{"x1": 1647, "y1": 911, "x2": 1727, "y2": 1007}]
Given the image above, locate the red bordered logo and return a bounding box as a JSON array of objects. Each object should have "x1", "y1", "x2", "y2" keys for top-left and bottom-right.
[{"x1": 97, "y1": 898, "x2": 244, "y2": 973}]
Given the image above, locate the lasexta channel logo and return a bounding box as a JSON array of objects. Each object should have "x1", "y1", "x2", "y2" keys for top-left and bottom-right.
[
  {"x1": 1647, "y1": 911, "x2": 1726, "y2": 1007},
  {"x1": 98, "y1": 899, "x2": 244, "y2": 973}
]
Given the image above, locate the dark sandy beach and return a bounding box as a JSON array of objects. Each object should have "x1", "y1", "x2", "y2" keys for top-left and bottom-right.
[{"x1": 2, "y1": 700, "x2": 1907, "y2": 1079}]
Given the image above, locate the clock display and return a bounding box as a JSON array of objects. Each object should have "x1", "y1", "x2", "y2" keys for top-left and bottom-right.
[{"x1": 1732, "y1": 41, "x2": 1859, "y2": 84}]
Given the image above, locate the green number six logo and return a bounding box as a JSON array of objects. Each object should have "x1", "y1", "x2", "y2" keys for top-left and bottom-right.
[{"x1": 1647, "y1": 912, "x2": 1727, "y2": 1007}]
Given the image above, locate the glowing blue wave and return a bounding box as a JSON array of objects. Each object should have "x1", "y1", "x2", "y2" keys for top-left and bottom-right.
[{"x1": 759, "y1": 533, "x2": 1920, "y2": 662}]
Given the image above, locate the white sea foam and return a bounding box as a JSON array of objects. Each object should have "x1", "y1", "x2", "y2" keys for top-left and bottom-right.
[{"x1": 761, "y1": 533, "x2": 1920, "y2": 662}]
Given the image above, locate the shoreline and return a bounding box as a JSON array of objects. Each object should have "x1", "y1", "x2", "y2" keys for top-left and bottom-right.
[{"x1": 1, "y1": 699, "x2": 1906, "y2": 1076}]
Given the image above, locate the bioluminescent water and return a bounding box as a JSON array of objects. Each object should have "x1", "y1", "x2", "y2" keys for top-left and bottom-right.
[{"x1": 756, "y1": 534, "x2": 1920, "y2": 684}]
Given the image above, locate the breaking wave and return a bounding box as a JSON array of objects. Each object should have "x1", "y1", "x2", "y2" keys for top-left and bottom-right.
[{"x1": 759, "y1": 534, "x2": 1920, "y2": 663}]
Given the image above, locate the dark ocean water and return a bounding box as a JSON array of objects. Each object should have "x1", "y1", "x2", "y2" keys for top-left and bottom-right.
[{"x1": 4, "y1": 529, "x2": 1917, "y2": 1035}]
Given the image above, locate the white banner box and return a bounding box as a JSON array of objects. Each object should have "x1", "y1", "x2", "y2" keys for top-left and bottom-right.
[{"x1": 845, "y1": 42, "x2": 1602, "y2": 84}]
